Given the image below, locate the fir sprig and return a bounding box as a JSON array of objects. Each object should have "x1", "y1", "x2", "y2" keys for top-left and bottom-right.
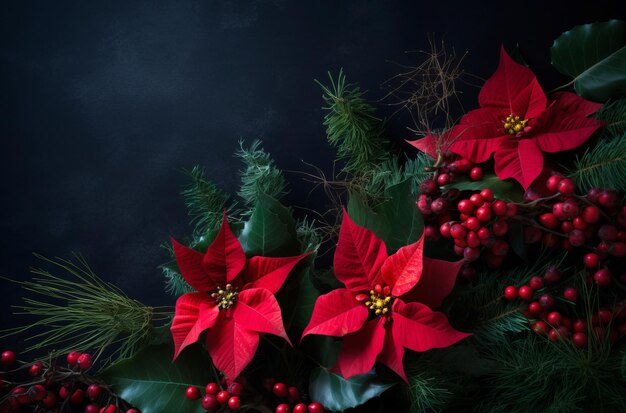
[
  {"x1": 317, "y1": 69, "x2": 390, "y2": 174},
  {"x1": 1, "y1": 254, "x2": 171, "y2": 369},
  {"x1": 364, "y1": 152, "x2": 433, "y2": 197},
  {"x1": 181, "y1": 165, "x2": 233, "y2": 235},
  {"x1": 236, "y1": 139, "x2": 288, "y2": 206},
  {"x1": 594, "y1": 98, "x2": 626, "y2": 137},
  {"x1": 567, "y1": 132, "x2": 626, "y2": 192}
]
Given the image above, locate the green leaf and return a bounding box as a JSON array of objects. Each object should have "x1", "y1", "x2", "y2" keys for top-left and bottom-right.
[
  {"x1": 290, "y1": 267, "x2": 320, "y2": 332},
  {"x1": 508, "y1": 221, "x2": 527, "y2": 259},
  {"x1": 551, "y1": 20, "x2": 626, "y2": 102},
  {"x1": 101, "y1": 342, "x2": 211, "y2": 413},
  {"x1": 445, "y1": 174, "x2": 523, "y2": 202},
  {"x1": 309, "y1": 368, "x2": 393, "y2": 412},
  {"x1": 238, "y1": 193, "x2": 298, "y2": 257}
]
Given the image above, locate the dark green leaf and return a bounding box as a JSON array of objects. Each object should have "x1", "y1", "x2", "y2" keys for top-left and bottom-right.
[
  {"x1": 101, "y1": 342, "x2": 211, "y2": 413},
  {"x1": 238, "y1": 193, "x2": 298, "y2": 257},
  {"x1": 551, "y1": 20, "x2": 626, "y2": 101},
  {"x1": 311, "y1": 268, "x2": 344, "y2": 294},
  {"x1": 508, "y1": 221, "x2": 527, "y2": 259},
  {"x1": 289, "y1": 267, "x2": 320, "y2": 332},
  {"x1": 445, "y1": 174, "x2": 523, "y2": 202},
  {"x1": 309, "y1": 368, "x2": 393, "y2": 412},
  {"x1": 346, "y1": 191, "x2": 389, "y2": 240}
]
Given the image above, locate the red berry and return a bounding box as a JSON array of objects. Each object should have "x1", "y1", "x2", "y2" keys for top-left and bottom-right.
[
  {"x1": 547, "y1": 312, "x2": 562, "y2": 326},
  {"x1": 545, "y1": 175, "x2": 562, "y2": 193},
  {"x1": 469, "y1": 193, "x2": 484, "y2": 206},
  {"x1": 504, "y1": 286, "x2": 518, "y2": 300},
  {"x1": 529, "y1": 276, "x2": 544, "y2": 290},
  {"x1": 87, "y1": 384, "x2": 102, "y2": 400},
  {"x1": 528, "y1": 301, "x2": 542, "y2": 316},
  {"x1": 572, "y1": 216, "x2": 588, "y2": 230},
  {"x1": 67, "y1": 351, "x2": 80, "y2": 365},
  {"x1": 77, "y1": 353, "x2": 92, "y2": 370},
  {"x1": 29, "y1": 384, "x2": 47, "y2": 401},
  {"x1": 465, "y1": 217, "x2": 481, "y2": 231},
  {"x1": 103, "y1": 405, "x2": 117, "y2": 413},
  {"x1": 581, "y1": 205, "x2": 601, "y2": 224},
  {"x1": 201, "y1": 395, "x2": 219, "y2": 412},
  {"x1": 437, "y1": 173, "x2": 451, "y2": 186},
  {"x1": 557, "y1": 178, "x2": 575, "y2": 196},
  {"x1": 518, "y1": 285, "x2": 533, "y2": 301},
  {"x1": 59, "y1": 386, "x2": 70, "y2": 400},
  {"x1": 572, "y1": 332, "x2": 588, "y2": 348},
  {"x1": 463, "y1": 247, "x2": 480, "y2": 262},
  {"x1": 419, "y1": 179, "x2": 437, "y2": 194},
  {"x1": 439, "y1": 222, "x2": 452, "y2": 238},
  {"x1": 430, "y1": 198, "x2": 447, "y2": 214},
  {"x1": 450, "y1": 223, "x2": 467, "y2": 239},
  {"x1": 1, "y1": 351, "x2": 16, "y2": 365},
  {"x1": 524, "y1": 187, "x2": 542, "y2": 202},
  {"x1": 573, "y1": 320, "x2": 587, "y2": 333},
  {"x1": 469, "y1": 167, "x2": 484, "y2": 181},
  {"x1": 29, "y1": 361, "x2": 44, "y2": 376},
  {"x1": 563, "y1": 288, "x2": 578, "y2": 301},
  {"x1": 293, "y1": 403, "x2": 308, "y2": 413},
  {"x1": 597, "y1": 309, "x2": 613, "y2": 325},
  {"x1": 186, "y1": 386, "x2": 201, "y2": 400},
  {"x1": 276, "y1": 404, "x2": 291, "y2": 413},
  {"x1": 229, "y1": 382, "x2": 243, "y2": 396},
  {"x1": 532, "y1": 321, "x2": 549, "y2": 335},
  {"x1": 548, "y1": 329, "x2": 561, "y2": 342},
  {"x1": 449, "y1": 159, "x2": 473, "y2": 173},
  {"x1": 457, "y1": 199, "x2": 475, "y2": 215},
  {"x1": 216, "y1": 390, "x2": 231, "y2": 404},
  {"x1": 492, "y1": 219, "x2": 508, "y2": 237},
  {"x1": 475, "y1": 206, "x2": 493, "y2": 223},
  {"x1": 85, "y1": 404, "x2": 100, "y2": 413},
  {"x1": 593, "y1": 268, "x2": 612, "y2": 286},
  {"x1": 308, "y1": 403, "x2": 324, "y2": 413},
  {"x1": 205, "y1": 382, "x2": 219, "y2": 395},
  {"x1": 583, "y1": 253, "x2": 600, "y2": 269},
  {"x1": 538, "y1": 213, "x2": 559, "y2": 229},
  {"x1": 480, "y1": 189, "x2": 494, "y2": 202},
  {"x1": 598, "y1": 190, "x2": 619, "y2": 208},
  {"x1": 568, "y1": 229, "x2": 586, "y2": 247},
  {"x1": 598, "y1": 225, "x2": 618, "y2": 241},
  {"x1": 272, "y1": 382, "x2": 288, "y2": 398},
  {"x1": 228, "y1": 396, "x2": 241, "y2": 410},
  {"x1": 70, "y1": 389, "x2": 86, "y2": 405},
  {"x1": 490, "y1": 200, "x2": 506, "y2": 216},
  {"x1": 126, "y1": 409, "x2": 139, "y2": 413},
  {"x1": 477, "y1": 227, "x2": 491, "y2": 240},
  {"x1": 43, "y1": 392, "x2": 57, "y2": 408},
  {"x1": 562, "y1": 200, "x2": 580, "y2": 219},
  {"x1": 490, "y1": 240, "x2": 509, "y2": 256},
  {"x1": 539, "y1": 293, "x2": 555, "y2": 309},
  {"x1": 543, "y1": 267, "x2": 561, "y2": 283},
  {"x1": 611, "y1": 242, "x2": 626, "y2": 257},
  {"x1": 288, "y1": 386, "x2": 301, "y2": 403}
]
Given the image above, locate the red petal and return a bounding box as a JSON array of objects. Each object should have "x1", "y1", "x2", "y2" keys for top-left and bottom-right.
[
  {"x1": 171, "y1": 292, "x2": 219, "y2": 359},
  {"x1": 392, "y1": 300, "x2": 470, "y2": 352},
  {"x1": 447, "y1": 108, "x2": 508, "y2": 163},
  {"x1": 301, "y1": 288, "x2": 369, "y2": 339},
  {"x1": 405, "y1": 132, "x2": 439, "y2": 159},
  {"x1": 494, "y1": 138, "x2": 544, "y2": 190},
  {"x1": 479, "y1": 46, "x2": 546, "y2": 119},
  {"x1": 402, "y1": 257, "x2": 464, "y2": 309},
  {"x1": 202, "y1": 213, "x2": 246, "y2": 284},
  {"x1": 205, "y1": 312, "x2": 260, "y2": 381},
  {"x1": 334, "y1": 211, "x2": 387, "y2": 292},
  {"x1": 335, "y1": 318, "x2": 386, "y2": 379},
  {"x1": 533, "y1": 107, "x2": 604, "y2": 153},
  {"x1": 550, "y1": 92, "x2": 603, "y2": 117},
  {"x1": 171, "y1": 237, "x2": 218, "y2": 292},
  {"x1": 242, "y1": 253, "x2": 310, "y2": 294},
  {"x1": 381, "y1": 234, "x2": 425, "y2": 297},
  {"x1": 233, "y1": 288, "x2": 291, "y2": 344},
  {"x1": 377, "y1": 321, "x2": 407, "y2": 382}
]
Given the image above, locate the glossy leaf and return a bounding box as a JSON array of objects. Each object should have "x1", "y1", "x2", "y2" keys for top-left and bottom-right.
[
  {"x1": 444, "y1": 173, "x2": 523, "y2": 202},
  {"x1": 101, "y1": 342, "x2": 210, "y2": 413},
  {"x1": 551, "y1": 20, "x2": 626, "y2": 101},
  {"x1": 309, "y1": 368, "x2": 393, "y2": 412}
]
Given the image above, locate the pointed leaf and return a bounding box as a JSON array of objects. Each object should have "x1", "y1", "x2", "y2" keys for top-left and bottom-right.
[
  {"x1": 171, "y1": 238, "x2": 216, "y2": 292},
  {"x1": 534, "y1": 107, "x2": 604, "y2": 153},
  {"x1": 381, "y1": 235, "x2": 425, "y2": 297},
  {"x1": 405, "y1": 132, "x2": 439, "y2": 158},
  {"x1": 101, "y1": 341, "x2": 211, "y2": 413},
  {"x1": 205, "y1": 313, "x2": 260, "y2": 380},
  {"x1": 392, "y1": 300, "x2": 471, "y2": 353},
  {"x1": 444, "y1": 173, "x2": 523, "y2": 202},
  {"x1": 202, "y1": 214, "x2": 246, "y2": 284},
  {"x1": 335, "y1": 318, "x2": 386, "y2": 379},
  {"x1": 494, "y1": 139, "x2": 544, "y2": 190},
  {"x1": 171, "y1": 293, "x2": 219, "y2": 359},
  {"x1": 334, "y1": 211, "x2": 387, "y2": 291},
  {"x1": 233, "y1": 288, "x2": 290, "y2": 344},
  {"x1": 448, "y1": 109, "x2": 509, "y2": 164},
  {"x1": 291, "y1": 267, "x2": 321, "y2": 332},
  {"x1": 551, "y1": 20, "x2": 626, "y2": 101},
  {"x1": 243, "y1": 253, "x2": 310, "y2": 294},
  {"x1": 309, "y1": 368, "x2": 393, "y2": 412},
  {"x1": 301, "y1": 288, "x2": 369, "y2": 339},
  {"x1": 377, "y1": 322, "x2": 407, "y2": 382},
  {"x1": 401, "y1": 257, "x2": 463, "y2": 309},
  {"x1": 238, "y1": 193, "x2": 298, "y2": 257}
]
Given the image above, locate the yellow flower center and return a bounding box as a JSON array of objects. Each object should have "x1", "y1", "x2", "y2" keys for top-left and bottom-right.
[
  {"x1": 364, "y1": 284, "x2": 393, "y2": 316},
  {"x1": 211, "y1": 284, "x2": 238, "y2": 310},
  {"x1": 503, "y1": 114, "x2": 529, "y2": 136}
]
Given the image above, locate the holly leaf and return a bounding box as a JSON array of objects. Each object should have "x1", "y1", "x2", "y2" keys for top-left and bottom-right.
[
  {"x1": 239, "y1": 193, "x2": 299, "y2": 257},
  {"x1": 444, "y1": 173, "x2": 523, "y2": 202},
  {"x1": 551, "y1": 20, "x2": 626, "y2": 102},
  {"x1": 101, "y1": 342, "x2": 210, "y2": 413},
  {"x1": 309, "y1": 368, "x2": 393, "y2": 412}
]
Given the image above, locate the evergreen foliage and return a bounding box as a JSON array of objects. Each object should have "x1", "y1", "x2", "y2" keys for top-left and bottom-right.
[
  {"x1": 236, "y1": 139, "x2": 288, "y2": 206},
  {"x1": 568, "y1": 132, "x2": 626, "y2": 192},
  {"x1": 181, "y1": 165, "x2": 232, "y2": 235},
  {"x1": 161, "y1": 262, "x2": 194, "y2": 296},
  {"x1": 317, "y1": 69, "x2": 390, "y2": 174},
  {"x1": 594, "y1": 98, "x2": 626, "y2": 137},
  {"x1": 296, "y1": 218, "x2": 322, "y2": 254},
  {"x1": 364, "y1": 152, "x2": 433, "y2": 197}
]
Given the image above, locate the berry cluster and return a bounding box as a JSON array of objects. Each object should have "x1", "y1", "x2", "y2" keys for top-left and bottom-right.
[
  {"x1": 503, "y1": 266, "x2": 626, "y2": 348},
  {"x1": 185, "y1": 379, "x2": 242, "y2": 412},
  {"x1": 261, "y1": 378, "x2": 324, "y2": 413},
  {"x1": 0, "y1": 350, "x2": 138, "y2": 413}
]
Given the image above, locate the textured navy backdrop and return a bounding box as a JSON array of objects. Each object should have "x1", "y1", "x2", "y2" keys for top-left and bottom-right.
[{"x1": 1, "y1": 1, "x2": 622, "y2": 337}]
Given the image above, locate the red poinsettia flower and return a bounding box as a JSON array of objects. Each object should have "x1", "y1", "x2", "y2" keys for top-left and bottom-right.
[
  {"x1": 170, "y1": 214, "x2": 309, "y2": 380},
  {"x1": 301, "y1": 211, "x2": 470, "y2": 382},
  {"x1": 407, "y1": 47, "x2": 603, "y2": 189}
]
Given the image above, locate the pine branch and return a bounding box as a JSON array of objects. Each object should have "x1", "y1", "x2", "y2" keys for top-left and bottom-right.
[
  {"x1": 364, "y1": 152, "x2": 433, "y2": 197},
  {"x1": 594, "y1": 98, "x2": 626, "y2": 138},
  {"x1": 567, "y1": 133, "x2": 626, "y2": 192},
  {"x1": 296, "y1": 218, "x2": 321, "y2": 254},
  {"x1": 181, "y1": 166, "x2": 233, "y2": 235},
  {"x1": 236, "y1": 139, "x2": 288, "y2": 206},
  {"x1": 317, "y1": 69, "x2": 390, "y2": 174},
  {"x1": 161, "y1": 261, "x2": 194, "y2": 297},
  {"x1": 0, "y1": 254, "x2": 171, "y2": 369}
]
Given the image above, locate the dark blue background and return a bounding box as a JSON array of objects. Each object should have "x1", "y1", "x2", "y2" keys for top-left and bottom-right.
[{"x1": 1, "y1": 1, "x2": 622, "y2": 338}]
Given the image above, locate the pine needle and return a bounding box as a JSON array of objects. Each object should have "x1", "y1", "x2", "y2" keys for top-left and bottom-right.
[
  {"x1": 181, "y1": 166, "x2": 233, "y2": 235},
  {"x1": 1, "y1": 254, "x2": 171, "y2": 369},
  {"x1": 568, "y1": 132, "x2": 626, "y2": 192},
  {"x1": 236, "y1": 139, "x2": 288, "y2": 206},
  {"x1": 594, "y1": 98, "x2": 626, "y2": 138},
  {"x1": 317, "y1": 69, "x2": 390, "y2": 174}
]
